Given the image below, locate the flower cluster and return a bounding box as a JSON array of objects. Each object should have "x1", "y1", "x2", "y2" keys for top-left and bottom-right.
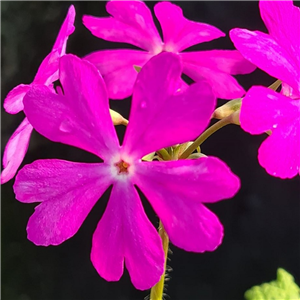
[
  {"x1": 230, "y1": 0, "x2": 300, "y2": 179},
  {"x1": 15, "y1": 52, "x2": 240, "y2": 289},
  {"x1": 83, "y1": 1, "x2": 255, "y2": 99},
  {"x1": 2, "y1": 0, "x2": 299, "y2": 293}
]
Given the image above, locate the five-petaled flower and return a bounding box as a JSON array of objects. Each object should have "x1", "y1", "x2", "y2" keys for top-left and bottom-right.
[
  {"x1": 1, "y1": 5, "x2": 75, "y2": 184},
  {"x1": 230, "y1": 0, "x2": 300, "y2": 179},
  {"x1": 83, "y1": 0, "x2": 255, "y2": 100},
  {"x1": 14, "y1": 52, "x2": 240, "y2": 289}
]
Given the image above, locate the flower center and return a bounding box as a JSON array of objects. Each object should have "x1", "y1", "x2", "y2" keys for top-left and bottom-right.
[{"x1": 115, "y1": 160, "x2": 130, "y2": 174}]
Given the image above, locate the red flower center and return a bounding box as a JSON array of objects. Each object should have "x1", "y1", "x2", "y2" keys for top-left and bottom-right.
[{"x1": 115, "y1": 160, "x2": 130, "y2": 174}]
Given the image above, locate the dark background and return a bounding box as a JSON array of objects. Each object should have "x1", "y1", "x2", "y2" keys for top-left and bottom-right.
[{"x1": 1, "y1": 1, "x2": 299, "y2": 300}]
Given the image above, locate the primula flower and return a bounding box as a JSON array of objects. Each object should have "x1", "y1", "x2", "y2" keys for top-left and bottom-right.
[
  {"x1": 1, "y1": 5, "x2": 75, "y2": 184},
  {"x1": 230, "y1": 0, "x2": 300, "y2": 179},
  {"x1": 83, "y1": 0, "x2": 255, "y2": 100},
  {"x1": 14, "y1": 52, "x2": 240, "y2": 289}
]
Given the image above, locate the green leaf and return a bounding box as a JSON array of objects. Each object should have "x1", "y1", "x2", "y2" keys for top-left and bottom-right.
[{"x1": 245, "y1": 268, "x2": 300, "y2": 300}]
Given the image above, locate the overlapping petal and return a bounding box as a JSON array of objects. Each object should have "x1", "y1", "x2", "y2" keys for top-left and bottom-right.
[
  {"x1": 258, "y1": 124, "x2": 299, "y2": 179},
  {"x1": 13, "y1": 159, "x2": 112, "y2": 245},
  {"x1": 3, "y1": 84, "x2": 31, "y2": 114},
  {"x1": 122, "y1": 52, "x2": 216, "y2": 159},
  {"x1": 1, "y1": 118, "x2": 33, "y2": 184},
  {"x1": 230, "y1": 29, "x2": 299, "y2": 92},
  {"x1": 91, "y1": 180, "x2": 164, "y2": 290},
  {"x1": 4, "y1": 5, "x2": 75, "y2": 114},
  {"x1": 240, "y1": 86, "x2": 300, "y2": 178},
  {"x1": 83, "y1": 1, "x2": 162, "y2": 53},
  {"x1": 2, "y1": 6, "x2": 76, "y2": 184},
  {"x1": 259, "y1": 0, "x2": 300, "y2": 63},
  {"x1": 23, "y1": 55, "x2": 120, "y2": 160},
  {"x1": 4, "y1": 52, "x2": 60, "y2": 115},
  {"x1": 83, "y1": 0, "x2": 253, "y2": 101},
  {"x1": 154, "y1": 1, "x2": 225, "y2": 53},
  {"x1": 240, "y1": 86, "x2": 299, "y2": 133},
  {"x1": 230, "y1": 1, "x2": 300, "y2": 179},
  {"x1": 34, "y1": 5, "x2": 75, "y2": 84},
  {"x1": 133, "y1": 157, "x2": 240, "y2": 252},
  {"x1": 33, "y1": 50, "x2": 60, "y2": 85},
  {"x1": 181, "y1": 50, "x2": 256, "y2": 99},
  {"x1": 52, "y1": 5, "x2": 76, "y2": 55},
  {"x1": 181, "y1": 50, "x2": 256, "y2": 75},
  {"x1": 183, "y1": 61, "x2": 246, "y2": 99},
  {"x1": 84, "y1": 49, "x2": 153, "y2": 99}
]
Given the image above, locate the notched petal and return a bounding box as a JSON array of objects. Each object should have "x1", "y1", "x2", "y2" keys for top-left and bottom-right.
[{"x1": 91, "y1": 180, "x2": 164, "y2": 290}]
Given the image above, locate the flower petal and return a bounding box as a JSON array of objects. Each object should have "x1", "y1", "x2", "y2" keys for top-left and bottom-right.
[
  {"x1": 91, "y1": 180, "x2": 164, "y2": 290},
  {"x1": 240, "y1": 86, "x2": 300, "y2": 179},
  {"x1": 230, "y1": 28, "x2": 299, "y2": 92},
  {"x1": 3, "y1": 84, "x2": 31, "y2": 114},
  {"x1": 133, "y1": 157, "x2": 240, "y2": 252},
  {"x1": 83, "y1": 1, "x2": 162, "y2": 53},
  {"x1": 84, "y1": 49, "x2": 153, "y2": 99},
  {"x1": 135, "y1": 157, "x2": 240, "y2": 203},
  {"x1": 181, "y1": 50, "x2": 256, "y2": 99},
  {"x1": 1, "y1": 118, "x2": 33, "y2": 184},
  {"x1": 240, "y1": 86, "x2": 299, "y2": 134},
  {"x1": 52, "y1": 5, "x2": 76, "y2": 55},
  {"x1": 122, "y1": 52, "x2": 216, "y2": 159},
  {"x1": 183, "y1": 60, "x2": 246, "y2": 100},
  {"x1": 13, "y1": 159, "x2": 112, "y2": 245},
  {"x1": 4, "y1": 6, "x2": 75, "y2": 115},
  {"x1": 23, "y1": 54, "x2": 119, "y2": 160},
  {"x1": 259, "y1": 0, "x2": 300, "y2": 65},
  {"x1": 33, "y1": 50, "x2": 60, "y2": 85},
  {"x1": 258, "y1": 124, "x2": 299, "y2": 179},
  {"x1": 154, "y1": 1, "x2": 225, "y2": 53},
  {"x1": 181, "y1": 50, "x2": 256, "y2": 75}
]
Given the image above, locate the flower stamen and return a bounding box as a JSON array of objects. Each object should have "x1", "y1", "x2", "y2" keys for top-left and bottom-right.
[{"x1": 115, "y1": 160, "x2": 130, "y2": 174}]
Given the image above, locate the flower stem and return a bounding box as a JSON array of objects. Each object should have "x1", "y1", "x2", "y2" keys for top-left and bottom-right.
[
  {"x1": 268, "y1": 79, "x2": 281, "y2": 91},
  {"x1": 150, "y1": 221, "x2": 169, "y2": 300},
  {"x1": 179, "y1": 112, "x2": 239, "y2": 160}
]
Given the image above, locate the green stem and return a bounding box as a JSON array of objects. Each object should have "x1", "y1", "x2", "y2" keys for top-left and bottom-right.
[
  {"x1": 268, "y1": 79, "x2": 281, "y2": 91},
  {"x1": 179, "y1": 115, "x2": 233, "y2": 160},
  {"x1": 150, "y1": 221, "x2": 169, "y2": 300}
]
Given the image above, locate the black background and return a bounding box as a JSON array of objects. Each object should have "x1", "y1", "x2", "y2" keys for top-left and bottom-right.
[{"x1": 2, "y1": 1, "x2": 300, "y2": 300}]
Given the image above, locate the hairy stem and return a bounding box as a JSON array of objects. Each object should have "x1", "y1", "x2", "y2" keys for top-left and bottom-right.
[{"x1": 150, "y1": 221, "x2": 169, "y2": 300}]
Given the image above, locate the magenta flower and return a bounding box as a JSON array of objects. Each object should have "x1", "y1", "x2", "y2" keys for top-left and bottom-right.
[
  {"x1": 82, "y1": 0, "x2": 255, "y2": 100},
  {"x1": 1, "y1": 5, "x2": 75, "y2": 184},
  {"x1": 230, "y1": 0, "x2": 300, "y2": 179},
  {"x1": 14, "y1": 52, "x2": 240, "y2": 289}
]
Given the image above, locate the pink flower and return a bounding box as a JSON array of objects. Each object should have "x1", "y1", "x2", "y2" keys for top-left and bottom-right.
[
  {"x1": 14, "y1": 53, "x2": 240, "y2": 289},
  {"x1": 1, "y1": 5, "x2": 75, "y2": 184},
  {"x1": 230, "y1": 0, "x2": 300, "y2": 179},
  {"x1": 82, "y1": 0, "x2": 255, "y2": 100}
]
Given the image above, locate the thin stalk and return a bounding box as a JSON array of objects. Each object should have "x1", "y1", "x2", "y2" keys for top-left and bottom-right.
[
  {"x1": 268, "y1": 79, "x2": 281, "y2": 91},
  {"x1": 179, "y1": 116, "x2": 233, "y2": 159},
  {"x1": 150, "y1": 221, "x2": 169, "y2": 300}
]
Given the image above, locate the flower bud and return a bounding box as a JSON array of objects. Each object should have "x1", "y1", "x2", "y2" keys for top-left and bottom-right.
[{"x1": 110, "y1": 109, "x2": 128, "y2": 126}]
